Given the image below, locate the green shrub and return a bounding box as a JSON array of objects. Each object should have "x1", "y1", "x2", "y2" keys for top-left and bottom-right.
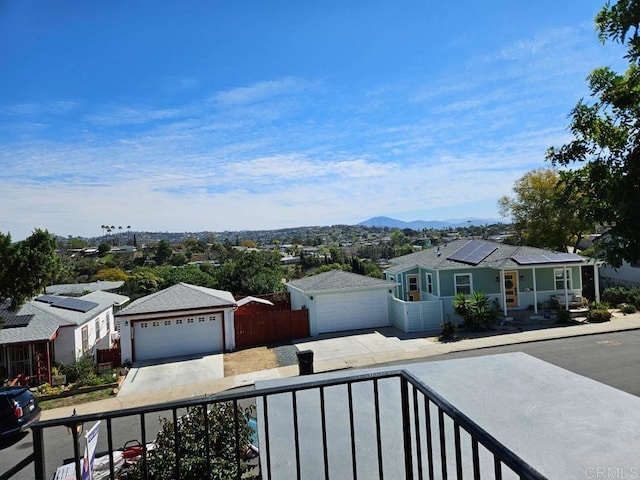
[
  {"x1": 35, "y1": 383, "x2": 65, "y2": 396},
  {"x1": 619, "y1": 303, "x2": 637, "y2": 314},
  {"x1": 452, "y1": 291, "x2": 499, "y2": 330},
  {"x1": 440, "y1": 321, "x2": 458, "y2": 341},
  {"x1": 587, "y1": 308, "x2": 612, "y2": 323},
  {"x1": 602, "y1": 286, "x2": 629, "y2": 306},
  {"x1": 58, "y1": 356, "x2": 96, "y2": 385},
  {"x1": 602, "y1": 286, "x2": 640, "y2": 309},
  {"x1": 127, "y1": 403, "x2": 254, "y2": 480}
]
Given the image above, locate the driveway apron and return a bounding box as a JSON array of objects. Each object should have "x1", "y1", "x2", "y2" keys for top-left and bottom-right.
[{"x1": 118, "y1": 353, "x2": 224, "y2": 397}]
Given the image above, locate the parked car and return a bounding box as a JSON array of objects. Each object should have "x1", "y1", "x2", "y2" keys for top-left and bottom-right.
[{"x1": 0, "y1": 386, "x2": 41, "y2": 439}]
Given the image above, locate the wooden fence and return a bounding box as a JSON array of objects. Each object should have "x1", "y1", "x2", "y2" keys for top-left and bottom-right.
[
  {"x1": 234, "y1": 309, "x2": 309, "y2": 348},
  {"x1": 97, "y1": 347, "x2": 122, "y2": 368}
]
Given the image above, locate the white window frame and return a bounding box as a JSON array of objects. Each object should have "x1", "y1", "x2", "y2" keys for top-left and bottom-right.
[
  {"x1": 554, "y1": 268, "x2": 571, "y2": 290},
  {"x1": 426, "y1": 273, "x2": 433, "y2": 294},
  {"x1": 454, "y1": 273, "x2": 473, "y2": 295}
]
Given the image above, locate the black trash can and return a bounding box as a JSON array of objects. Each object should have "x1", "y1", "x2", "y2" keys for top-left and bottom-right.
[{"x1": 296, "y1": 349, "x2": 314, "y2": 375}]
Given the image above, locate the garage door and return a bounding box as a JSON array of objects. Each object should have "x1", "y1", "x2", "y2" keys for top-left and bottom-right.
[
  {"x1": 133, "y1": 314, "x2": 223, "y2": 362},
  {"x1": 315, "y1": 291, "x2": 389, "y2": 334}
]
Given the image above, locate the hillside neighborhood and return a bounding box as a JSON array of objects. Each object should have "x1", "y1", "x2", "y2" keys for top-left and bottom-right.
[{"x1": 3, "y1": 0, "x2": 640, "y2": 477}]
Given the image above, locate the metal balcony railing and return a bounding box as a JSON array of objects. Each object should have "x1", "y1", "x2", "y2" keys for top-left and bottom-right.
[{"x1": 5, "y1": 369, "x2": 547, "y2": 480}]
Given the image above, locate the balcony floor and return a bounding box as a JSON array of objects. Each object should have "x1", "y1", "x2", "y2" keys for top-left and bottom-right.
[{"x1": 256, "y1": 352, "x2": 640, "y2": 479}]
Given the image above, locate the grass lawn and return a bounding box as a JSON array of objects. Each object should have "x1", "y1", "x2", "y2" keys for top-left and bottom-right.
[{"x1": 39, "y1": 388, "x2": 116, "y2": 410}]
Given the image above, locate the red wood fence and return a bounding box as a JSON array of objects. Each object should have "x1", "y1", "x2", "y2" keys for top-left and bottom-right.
[
  {"x1": 97, "y1": 347, "x2": 122, "y2": 368},
  {"x1": 234, "y1": 309, "x2": 309, "y2": 348}
]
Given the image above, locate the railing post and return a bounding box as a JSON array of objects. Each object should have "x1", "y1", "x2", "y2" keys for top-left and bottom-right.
[
  {"x1": 400, "y1": 376, "x2": 414, "y2": 479},
  {"x1": 32, "y1": 425, "x2": 45, "y2": 480}
]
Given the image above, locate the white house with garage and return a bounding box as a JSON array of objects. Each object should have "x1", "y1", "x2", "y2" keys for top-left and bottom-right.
[
  {"x1": 286, "y1": 270, "x2": 396, "y2": 336},
  {"x1": 116, "y1": 283, "x2": 237, "y2": 364},
  {"x1": 0, "y1": 290, "x2": 128, "y2": 384}
]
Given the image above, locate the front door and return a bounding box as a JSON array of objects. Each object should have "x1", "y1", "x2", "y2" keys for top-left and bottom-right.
[
  {"x1": 503, "y1": 271, "x2": 518, "y2": 308},
  {"x1": 407, "y1": 275, "x2": 420, "y2": 301}
]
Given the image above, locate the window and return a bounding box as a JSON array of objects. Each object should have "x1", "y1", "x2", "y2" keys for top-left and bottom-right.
[
  {"x1": 209, "y1": 316, "x2": 216, "y2": 321},
  {"x1": 81, "y1": 326, "x2": 89, "y2": 353},
  {"x1": 176, "y1": 319, "x2": 183, "y2": 325},
  {"x1": 106, "y1": 313, "x2": 111, "y2": 333},
  {"x1": 199, "y1": 317, "x2": 205, "y2": 323},
  {"x1": 408, "y1": 275, "x2": 419, "y2": 291},
  {"x1": 426, "y1": 273, "x2": 433, "y2": 294},
  {"x1": 187, "y1": 318, "x2": 194, "y2": 324},
  {"x1": 554, "y1": 268, "x2": 571, "y2": 290},
  {"x1": 454, "y1": 274, "x2": 472, "y2": 295},
  {"x1": 152, "y1": 321, "x2": 160, "y2": 327},
  {"x1": 164, "y1": 320, "x2": 171, "y2": 326},
  {"x1": 95, "y1": 319, "x2": 101, "y2": 339}
]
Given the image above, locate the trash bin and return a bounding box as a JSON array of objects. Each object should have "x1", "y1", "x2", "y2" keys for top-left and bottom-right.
[{"x1": 296, "y1": 349, "x2": 314, "y2": 375}]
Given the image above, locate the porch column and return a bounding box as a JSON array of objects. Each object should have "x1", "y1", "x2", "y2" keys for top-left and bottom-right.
[
  {"x1": 533, "y1": 268, "x2": 538, "y2": 314},
  {"x1": 564, "y1": 266, "x2": 570, "y2": 309},
  {"x1": 46, "y1": 342, "x2": 52, "y2": 385},
  {"x1": 594, "y1": 262, "x2": 601, "y2": 303},
  {"x1": 500, "y1": 270, "x2": 507, "y2": 316}
]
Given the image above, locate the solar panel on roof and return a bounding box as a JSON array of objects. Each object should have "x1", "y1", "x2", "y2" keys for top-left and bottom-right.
[
  {"x1": 447, "y1": 240, "x2": 499, "y2": 265},
  {"x1": 35, "y1": 295, "x2": 59, "y2": 304},
  {"x1": 51, "y1": 297, "x2": 99, "y2": 313},
  {"x1": 3, "y1": 315, "x2": 34, "y2": 328},
  {"x1": 511, "y1": 253, "x2": 583, "y2": 265}
]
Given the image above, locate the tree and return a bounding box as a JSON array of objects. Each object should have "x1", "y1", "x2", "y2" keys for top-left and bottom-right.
[
  {"x1": 0, "y1": 229, "x2": 61, "y2": 309},
  {"x1": 215, "y1": 251, "x2": 284, "y2": 295},
  {"x1": 122, "y1": 268, "x2": 164, "y2": 296},
  {"x1": 155, "y1": 240, "x2": 173, "y2": 265},
  {"x1": 128, "y1": 403, "x2": 254, "y2": 480},
  {"x1": 546, "y1": 1, "x2": 640, "y2": 266},
  {"x1": 93, "y1": 268, "x2": 129, "y2": 281},
  {"x1": 498, "y1": 168, "x2": 594, "y2": 251}
]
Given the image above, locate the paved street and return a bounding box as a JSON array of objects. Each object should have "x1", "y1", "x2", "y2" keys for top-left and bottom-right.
[{"x1": 406, "y1": 329, "x2": 640, "y2": 397}]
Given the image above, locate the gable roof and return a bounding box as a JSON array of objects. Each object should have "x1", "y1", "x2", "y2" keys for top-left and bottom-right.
[
  {"x1": 0, "y1": 290, "x2": 128, "y2": 345},
  {"x1": 116, "y1": 282, "x2": 236, "y2": 316},
  {"x1": 287, "y1": 270, "x2": 394, "y2": 293},
  {"x1": 46, "y1": 280, "x2": 125, "y2": 296},
  {"x1": 385, "y1": 239, "x2": 586, "y2": 274}
]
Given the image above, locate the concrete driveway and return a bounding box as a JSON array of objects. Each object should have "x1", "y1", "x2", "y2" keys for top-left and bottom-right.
[{"x1": 118, "y1": 353, "x2": 224, "y2": 397}]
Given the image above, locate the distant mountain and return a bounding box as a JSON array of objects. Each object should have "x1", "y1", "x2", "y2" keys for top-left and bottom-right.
[{"x1": 357, "y1": 216, "x2": 504, "y2": 229}]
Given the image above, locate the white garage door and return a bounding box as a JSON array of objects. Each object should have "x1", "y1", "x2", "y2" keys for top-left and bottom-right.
[
  {"x1": 315, "y1": 291, "x2": 389, "y2": 334},
  {"x1": 133, "y1": 314, "x2": 223, "y2": 362}
]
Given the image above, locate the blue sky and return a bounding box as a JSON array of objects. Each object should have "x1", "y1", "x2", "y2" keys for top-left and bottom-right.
[{"x1": 0, "y1": 1, "x2": 627, "y2": 240}]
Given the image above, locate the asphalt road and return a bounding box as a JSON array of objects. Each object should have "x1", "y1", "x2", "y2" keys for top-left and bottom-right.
[
  {"x1": 389, "y1": 329, "x2": 640, "y2": 397},
  {"x1": 2, "y1": 330, "x2": 640, "y2": 479}
]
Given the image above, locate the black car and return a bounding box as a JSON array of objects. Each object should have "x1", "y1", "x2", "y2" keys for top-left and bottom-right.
[{"x1": 0, "y1": 386, "x2": 41, "y2": 438}]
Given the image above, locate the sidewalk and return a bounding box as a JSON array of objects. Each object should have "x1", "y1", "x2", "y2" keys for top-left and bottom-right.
[{"x1": 41, "y1": 312, "x2": 640, "y2": 421}]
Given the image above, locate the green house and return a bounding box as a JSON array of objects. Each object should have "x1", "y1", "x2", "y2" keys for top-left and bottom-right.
[{"x1": 383, "y1": 239, "x2": 597, "y2": 332}]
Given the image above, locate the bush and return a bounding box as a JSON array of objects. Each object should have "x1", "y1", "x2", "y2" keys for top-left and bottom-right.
[
  {"x1": 452, "y1": 291, "x2": 499, "y2": 330},
  {"x1": 587, "y1": 308, "x2": 612, "y2": 323},
  {"x1": 602, "y1": 286, "x2": 640, "y2": 309},
  {"x1": 35, "y1": 383, "x2": 65, "y2": 396},
  {"x1": 127, "y1": 403, "x2": 254, "y2": 480},
  {"x1": 440, "y1": 321, "x2": 458, "y2": 341},
  {"x1": 602, "y1": 286, "x2": 629, "y2": 306},
  {"x1": 619, "y1": 303, "x2": 637, "y2": 314},
  {"x1": 58, "y1": 356, "x2": 97, "y2": 386}
]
